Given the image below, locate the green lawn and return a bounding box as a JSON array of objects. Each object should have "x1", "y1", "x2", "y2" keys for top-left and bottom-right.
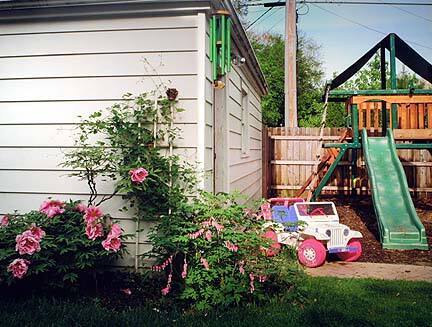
[{"x1": 1, "y1": 277, "x2": 431, "y2": 327}]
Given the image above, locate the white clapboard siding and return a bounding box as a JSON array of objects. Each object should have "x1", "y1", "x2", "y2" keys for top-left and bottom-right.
[
  {"x1": 0, "y1": 29, "x2": 197, "y2": 57},
  {"x1": 0, "y1": 123, "x2": 198, "y2": 148},
  {"x1": 0, "y1": 14, "x2": 202, "y2": 269},
  {"x1": 0, "y1": 171, "x2": 118, "y2": 195},
  {"x1": 0, "y1": 192, "x2": 134, "y2": 219},
  {"x1": 0, "y1": 52, "x2": 198, "y2": 79},
  {"x1": 0, "y1": 76, "x2": 197, "y2": 101},
  {"x1": 0, "y1": 16, "x2": 197, "y2": 35},
  {"x1": 227, "y1": 65, "x2": 263, "y2": 203},
  {"x1": 0, "y1": 99, "x2": 199, "y2": 125},
  {"x1": 0, "y1": 147, "x2": 198, "y2": 171},
  {"x1": 117, "y1": 243, "x2": 153, "y2": 268}
]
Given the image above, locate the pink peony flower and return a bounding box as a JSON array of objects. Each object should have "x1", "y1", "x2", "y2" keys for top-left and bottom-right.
[
  {"x1": 205, "y1": 230, "x2": 212, "y2": 241},
  {"x1": 129, "y1": 167, "x2": 149, "y2": 183},
  {"x1": 75, "y1": 202, "x2": 87, "y2": 213},
  {"x1": 102, "y1": 236, "x2": 121, "y2": 252},
  {"x1": 200, "y1": 257, "x2": 210, "y2": 270},
  {"x1": 8, "y1": 259, "x2": 30, "y2": 279},
  {"x1": 85, "y1": 223, "x2": 104, "y2": 241},
  {"x1": 29, "y1": 224, "x2": 45, "y2": 241},
  {"x1": 15, "y1": 230, "x2": 41, "y2": 255},
  {"x1": 0, "y1": 215, "x2": 9, "y2": 227},
  {"x1": 84, "y1": 206, "x2": 103, "y2": 224},
  {"x1": 108, "y1": 223, "x2": 122, "y2": 238},
  {"x1": 40, "y1": 200, "x2": 65, "y2": 218}
]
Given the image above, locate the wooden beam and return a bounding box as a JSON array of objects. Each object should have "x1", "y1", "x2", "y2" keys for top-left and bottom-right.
[
  {"x1": 393, "y1": 129, "x2": 432, "y2": 140},
  {"x1": 269, "y1": 135, "x2": 349, "y2": 140},
  {"x1": 271, "y1": 160, "x2": 432, "y2": 167},
  {"x1": 351, "y1": 95, "x2": 432, "y2": 105}
]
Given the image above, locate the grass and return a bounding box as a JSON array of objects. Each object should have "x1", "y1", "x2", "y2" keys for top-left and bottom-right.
[{"x1": 0, "y1": 277, "x2": 431, "y2": 327}]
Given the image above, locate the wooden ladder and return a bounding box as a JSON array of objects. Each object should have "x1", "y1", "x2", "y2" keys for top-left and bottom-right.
[{"x1": 296, "y1": 130, "x2": 348, "y2": 200}]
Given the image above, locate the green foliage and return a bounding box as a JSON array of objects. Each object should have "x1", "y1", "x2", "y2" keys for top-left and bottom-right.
[
  {"x1": 62, "y1": 92, "x2": 196, "y2": 221},
  {"x1": 148, "y1": 192, "x2": 303, "y2": 311},
  {"x1": 251, "y1": 32, "x2": 345, "y2": 127},
  {"x1": 0, "y1": 202, "x2": 125, "y2": 288}
]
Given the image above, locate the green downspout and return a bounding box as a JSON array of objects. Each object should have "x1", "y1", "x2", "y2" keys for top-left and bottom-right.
[{"x1": 390, "y1": 33, "x2": 398, "y2": 129}]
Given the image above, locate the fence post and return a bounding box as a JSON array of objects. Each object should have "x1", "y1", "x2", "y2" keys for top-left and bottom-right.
[{"x1": 262, "y1": 125, "x2": 271, "y2": 198}]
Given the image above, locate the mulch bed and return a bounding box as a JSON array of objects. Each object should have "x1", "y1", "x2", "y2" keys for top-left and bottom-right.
[{"x1": 325, "y1": 196, "x2": 432, "y2": 266}]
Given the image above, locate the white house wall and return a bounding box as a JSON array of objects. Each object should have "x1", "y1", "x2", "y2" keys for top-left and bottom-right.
[
  {"x1": 0, "y1": 15, "x2": 202, "y2": 268},
  {"x1": 227, "y1": 65, "x2": 263, "y2": 203}
]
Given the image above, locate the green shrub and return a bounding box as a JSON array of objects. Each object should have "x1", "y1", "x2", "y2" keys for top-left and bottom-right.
[{"x1": 148, "y1": 192, "x2": 303, "y2": 311}]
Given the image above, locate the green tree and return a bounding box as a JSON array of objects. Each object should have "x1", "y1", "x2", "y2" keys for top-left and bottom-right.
[{"x1": 251, "y1": 32, "x2": 328, "y2": 127}]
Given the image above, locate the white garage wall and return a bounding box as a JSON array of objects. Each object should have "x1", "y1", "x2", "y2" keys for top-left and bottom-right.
[
  {"x1": 0, "y1": 15, "x2": 201, "y2": 268},
  {"x1": 227, "y1": 65, "x2": 263, "y2": 204}
]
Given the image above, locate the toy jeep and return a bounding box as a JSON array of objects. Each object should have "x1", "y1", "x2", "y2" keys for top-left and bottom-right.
[{"x1": 268, "y1": 200, "x2": 363, "y2": 268}]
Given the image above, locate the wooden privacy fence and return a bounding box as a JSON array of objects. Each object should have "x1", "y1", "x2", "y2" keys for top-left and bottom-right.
[{"x1": 262, "y1": 127, "x2": 432, "y2": 199}]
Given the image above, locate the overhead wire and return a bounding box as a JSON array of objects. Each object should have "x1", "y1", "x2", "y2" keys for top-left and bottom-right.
[
  {"x1": 377, "y1": 0, "x2": 432, "y2": 23},
  {"x1": 310, "y1": 3, "x2": 432, "y2": 51},
  {"x1": 246, "y1": 0, "x2": 284, "y2": 30}
]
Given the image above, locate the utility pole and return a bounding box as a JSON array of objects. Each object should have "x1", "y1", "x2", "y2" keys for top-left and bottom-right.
[{"x1": 285, "y1": 0, "x2": 297, "y2": 127}]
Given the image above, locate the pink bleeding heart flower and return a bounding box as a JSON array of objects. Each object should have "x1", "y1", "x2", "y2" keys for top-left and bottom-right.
[
  {"x1": 200, "y1": 257, "x2": 210, "y2": 270},
  {"x1": 129, "y1": 167, "x2": 149, "y2": 183},
  {"x1": 84, "y1": 206, "x2": 103, "y2": 224},
  {"x1": 15, "y1": 230, "x2": 41, "y2": 256},
  {"x1": 40, "y1": 200, "x2": 65, "y2": 218},
  {"x1": 205, "y1": 230, "x2": 212, "y2": 241},
  {"x1": 29, "y1": 224, "x2": 45, "y2": 242},
  {"x1": 75, "y1": 202, "x2": 88, "y2": 213},
  {"x1": 224, "y1": 240, "x2": 239, "y2": 252},
  {"x1": 85, "y1": 223, "x2": 104, "y2": 241},
  {"x1": 120, "y1": 288, "x2": 132, "y2": 295},
  {"x1": 8, "y1": 259, "x2": 30, "y2": 279},
  {"x1": 181, "y1": 258, "x2": 188, "y2": 279},
  {"x1": 249, "y1": 273, "x2": 255, "y2": 293},
  {"x1": 239, "y1": 260, "x2": 245, "y2": 275},
  {"x1": 0, "y1": 215, "x2": 9, "y2": 227}
]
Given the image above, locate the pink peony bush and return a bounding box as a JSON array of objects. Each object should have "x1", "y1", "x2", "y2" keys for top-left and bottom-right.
[{"x1": 0, "y1": 200, "x2": 126, "y2": 287}]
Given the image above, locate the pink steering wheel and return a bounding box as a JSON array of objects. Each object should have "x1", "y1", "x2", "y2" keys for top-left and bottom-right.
[{"x1": 310, "y1": 208, "x2": 325, "y2": 216}]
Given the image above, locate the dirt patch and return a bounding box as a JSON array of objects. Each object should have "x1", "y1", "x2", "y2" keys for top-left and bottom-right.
[{"x1": 323, "y1": 196, "x2": 432, "y2": 266}]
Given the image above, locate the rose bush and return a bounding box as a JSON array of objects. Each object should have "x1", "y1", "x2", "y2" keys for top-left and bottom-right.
[{"x1": 0, "y1": 200, "x2": 126, "y2": 288}]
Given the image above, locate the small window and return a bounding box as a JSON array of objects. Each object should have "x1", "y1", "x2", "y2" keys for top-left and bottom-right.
[{"x1": 241, "y1": 87, "x2": 249, "y2": 156}]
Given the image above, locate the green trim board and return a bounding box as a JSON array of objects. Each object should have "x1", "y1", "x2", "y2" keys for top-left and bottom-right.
[{"x1": 362, "y1": 129, "x2": 428, "y2": 250}]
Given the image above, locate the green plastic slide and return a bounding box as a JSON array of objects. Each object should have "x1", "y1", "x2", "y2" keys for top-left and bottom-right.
[{"x1": 362, "y1": 129, "x2": 428, "y2": 250}]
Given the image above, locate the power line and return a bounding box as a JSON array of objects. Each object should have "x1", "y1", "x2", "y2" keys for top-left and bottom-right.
[
  {"x1": 243, "y1": 1, "x2": 432, "y2": 7},
  {"x1": 378, "y1": 0, "x2": 432, "y2": 23},
  {"x1": 310, "y1": 3, "x2": 432, "y2": 51},
  {"x1": 246, "y1": 7, "x2": 274, "y2": 30}
]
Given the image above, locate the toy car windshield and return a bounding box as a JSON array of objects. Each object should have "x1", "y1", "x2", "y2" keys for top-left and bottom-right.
[{"x1": 294, "y1": 203, "x2": 336, "y2": 218}]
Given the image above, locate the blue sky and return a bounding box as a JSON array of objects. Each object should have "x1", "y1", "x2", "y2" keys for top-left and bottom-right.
[{"x1": 246, "y1": 1, "x2": 432, "y2": 80}]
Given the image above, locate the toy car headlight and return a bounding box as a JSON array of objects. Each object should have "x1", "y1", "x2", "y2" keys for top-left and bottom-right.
[
  {"x1": 343, "y1": 229, "x2": 349, "y2": 236},
  {"x1": 325, "y1": 229, "x2": 331, "y2": 237}
]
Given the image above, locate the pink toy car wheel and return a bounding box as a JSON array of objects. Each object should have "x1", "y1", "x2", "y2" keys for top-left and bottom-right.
[
  {"x1": 337, "y1": 239, "x2": 362, "y2": 262},
  {"x1": 297, "y1": 239, "x2": 326, "y2": 268}
]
